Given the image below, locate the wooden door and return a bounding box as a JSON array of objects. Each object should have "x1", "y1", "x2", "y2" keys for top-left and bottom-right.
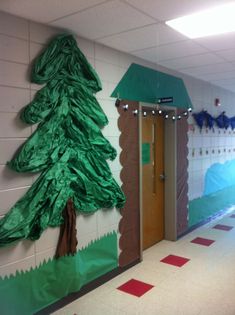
[{"x1": 142, "y1": 114, "x2": 164, "y2": 250}]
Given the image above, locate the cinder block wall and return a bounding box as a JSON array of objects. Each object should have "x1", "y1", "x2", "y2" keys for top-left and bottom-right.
[{"x1": 183, "y1": 76, "x2": 235, "y2": 201}]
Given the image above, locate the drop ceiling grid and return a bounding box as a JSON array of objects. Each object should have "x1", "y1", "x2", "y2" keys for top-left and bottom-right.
[
  {"x1": 1, "y1": 0, "x2": 235, "y2": 92},
  {"x1": 97, "y1": 23, "x2": 187, "y2": 52},
  {"x1": 130, "y1": 40, "x2": 235, "y2": 84},
  {"x1": 121, "y1": 0, "x2": 235, "y2": 89},
  {"x1": 50, "y1": 1, "x2": 157, "y2": 40},
  {"x1": 123, "y1": 0, "x2": 234, "y2": 22},
  {"x1": 216, "y1": 48, "x2": 235, "y2": 62},
  {"x1": 131, "y1": 40, "x2": 211, "y2": 61},
  {"x1": 0, "y1": 0, "x2": 112, "y2": 23}
]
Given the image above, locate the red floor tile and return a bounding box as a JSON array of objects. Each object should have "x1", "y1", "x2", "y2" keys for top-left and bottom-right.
[
  {"x1": 160, "y1": 254, "x2": 190, "y2": 267},
  {"x1": 117, "y1": 279, "x2": 154, "y2": 297},
  {"x1": 213, "y1": 224, "x2": 233, "y2": 231},
  {"x1": 191, "y1": 237, "x2": 215, "y2": 246},
  {"x1": 230, "y1": 214, "x2": 235, "y2": 218}
]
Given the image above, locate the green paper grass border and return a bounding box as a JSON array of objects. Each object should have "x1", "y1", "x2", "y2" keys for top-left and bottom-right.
[
  {"x1": 0, "y1": 231, "x2": 118, "y2": 315},
  {"x1": 189, "y1": 185, "x2": 235, "y2": 227}
]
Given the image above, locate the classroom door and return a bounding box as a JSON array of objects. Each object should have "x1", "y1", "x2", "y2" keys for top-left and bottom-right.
[{"x1": 142, "y1": 114, "x2": 164, "y2": 250}]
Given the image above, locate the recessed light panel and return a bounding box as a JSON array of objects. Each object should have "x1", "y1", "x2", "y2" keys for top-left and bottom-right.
[{"x1": 166, "y1": 2, "x2": 235, "y2": 39}]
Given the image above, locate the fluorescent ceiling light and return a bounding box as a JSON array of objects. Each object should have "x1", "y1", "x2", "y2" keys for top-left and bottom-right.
[{"x1": 166, "y1": 2, "x2": 235, "y2": 39}]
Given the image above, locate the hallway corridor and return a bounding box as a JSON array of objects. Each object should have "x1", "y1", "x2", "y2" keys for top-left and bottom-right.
[{"x1": 53, "y1": 209, "x2": 235, "y2": 315}]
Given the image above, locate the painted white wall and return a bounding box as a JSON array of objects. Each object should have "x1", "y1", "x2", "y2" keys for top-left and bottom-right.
[{"x1": 1, "y1": 11, "x2": 235, "y2": 277}]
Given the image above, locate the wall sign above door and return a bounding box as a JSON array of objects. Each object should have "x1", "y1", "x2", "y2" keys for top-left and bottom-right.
[{"x1": 158, "y1": 97, "x2": 173, "y2": 104}]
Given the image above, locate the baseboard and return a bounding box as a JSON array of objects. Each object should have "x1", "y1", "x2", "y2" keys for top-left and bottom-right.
[{"x1": 177, "y1": 207, "x2": 231, "y2": 239}]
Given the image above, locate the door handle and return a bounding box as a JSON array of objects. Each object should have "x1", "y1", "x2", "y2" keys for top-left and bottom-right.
[{"x1": 159, "y1": 173, "x2": 165, "y2": 181}]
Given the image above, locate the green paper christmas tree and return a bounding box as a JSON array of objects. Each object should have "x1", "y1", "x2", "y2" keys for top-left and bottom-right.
[{"x1": 0, "y1": 34, "x2": 125, "y2": 250}]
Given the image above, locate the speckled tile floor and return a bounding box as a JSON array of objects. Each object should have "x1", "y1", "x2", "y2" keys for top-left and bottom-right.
[{"x1": 52, "y1": 209, "x2": 235, "y2": 315}]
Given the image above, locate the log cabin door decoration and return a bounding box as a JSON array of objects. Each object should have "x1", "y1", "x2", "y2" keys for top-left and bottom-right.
[
  {"x1": 118, "y1": 101, "x2": 165, "y2": 266},
  {"x1": 118, "y1": 101, "x2": 140, "y2": 267}
]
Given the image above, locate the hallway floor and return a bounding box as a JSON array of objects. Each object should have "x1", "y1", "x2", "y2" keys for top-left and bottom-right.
[{"x1": 53, "y1": 209, "x2": 235, "y2": 315}]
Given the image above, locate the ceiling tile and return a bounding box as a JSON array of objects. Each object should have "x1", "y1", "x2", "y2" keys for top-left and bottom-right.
[
  {"x1": 211, "y1": 78, "x2": 235, "y2": 86},
  {"x1": 132, "y1": 40, "x2": 208, "y2": 63},
  {"x1": 0, "y1": 0, "x2": 109, "y2": 23},
  {"x1": 199, "y1": 71, "x2": 235, "y2": 81},
  {"x1": 180, "y1": 63, "x2": 235, "y2": 76},
  {"x1": 157, "y1": 53, "x2": 225, "y2": 70},
  {"x1": 216, "y1": 49, "x2": 235, "y2": 62},
  {"x1": 50, "y1": 1, "x2": 155, "y2": 40},
  {"x1": 124, "y1": 0, "x2": 232, "y2": 21},
  {"x1": 196, "y1": 33, "x2": 235, "y2": 52},
  {"x1": 98, "y1": 23, "x2": 187, "y2": 52}
]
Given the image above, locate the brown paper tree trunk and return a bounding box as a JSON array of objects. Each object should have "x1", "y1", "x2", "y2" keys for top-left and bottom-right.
[{"x1": 55, "y1": 199, "x2": 78, "y2": 258}]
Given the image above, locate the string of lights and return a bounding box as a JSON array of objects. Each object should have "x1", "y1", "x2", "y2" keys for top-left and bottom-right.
[{"x1": 115, "y1": 98, "x2": 192, "y2": 121}]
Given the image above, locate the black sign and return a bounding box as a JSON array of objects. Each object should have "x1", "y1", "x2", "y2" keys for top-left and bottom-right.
[{"x1": 158, "y1": 97, "x2": 173, "y2": 104}]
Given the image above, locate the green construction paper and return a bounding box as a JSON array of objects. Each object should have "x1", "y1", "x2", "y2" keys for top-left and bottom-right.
[
  {"x1": 142, "y1": 143, "x2": 151, "y2": 165},
  {"x1": 0, "y1": 232, "x2": 118, "y2": 315},
  {"x1": 0, "y1": 34, "x2": 125, "y2": 247},
  {"x1": 189, "y1": 184, "x2": 235, "y2": 227},
  {"x1": 111, "y1": 63, "x2": 193, "y2": 109}
]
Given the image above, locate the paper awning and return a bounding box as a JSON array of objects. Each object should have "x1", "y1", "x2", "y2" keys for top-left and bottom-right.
[{"x1": 111, "y1": 63, "x2": 193, "y2": 109}]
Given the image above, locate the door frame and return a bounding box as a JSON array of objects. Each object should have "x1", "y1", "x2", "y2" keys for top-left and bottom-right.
[{"x1": 139, "y1": 102, "x2": 177, "y2": 259}]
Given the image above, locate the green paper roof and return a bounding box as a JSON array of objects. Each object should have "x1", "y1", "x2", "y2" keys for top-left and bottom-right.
[{"x1": 111, "y1": 63, "x2": 193, "y2": 109}]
